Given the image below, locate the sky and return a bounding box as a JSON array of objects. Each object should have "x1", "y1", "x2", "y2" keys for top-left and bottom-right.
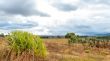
[{"x1": 0, "y1": 0, "x2": 110, "y2": 36}]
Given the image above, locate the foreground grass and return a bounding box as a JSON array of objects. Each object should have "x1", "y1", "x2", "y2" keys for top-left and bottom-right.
[
  {"x1": 0, "y1": 31, "x2": 47, "y2": 61},
  {"x1": 0, "y1": 38, "x2": 110, "y2": 61}
]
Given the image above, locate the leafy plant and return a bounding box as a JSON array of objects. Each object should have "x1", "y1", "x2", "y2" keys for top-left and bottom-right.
[
  {"x1": 65, "y1": 32, "x2": 75, "y2": 38},
  {"x1": 65, "y1": 33, "x2": 79, "y2": 44},
  {"x1": 6, "y1": 31, "x2": 47, "y2": 58}
]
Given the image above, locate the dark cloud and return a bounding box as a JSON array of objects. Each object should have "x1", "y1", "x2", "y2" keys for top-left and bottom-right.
[
  {"x1": 0, "y1": 0, "x2": 49, "y2": 16},
  {"x1": 48, "y1": 24, "x2": 96, "y2": 36},
  {"x1": 0, "y1": 20, "x2": 38, "y2": 30},
  {"x1": 47, "y1": 19, "x2": 107, "y2": 35},
  {"x1": 82, "y1": 0, "x2": 110, "y2": 5},
  {"x1": 53, "y1": 3, "x2": 78, "y2": 11}
]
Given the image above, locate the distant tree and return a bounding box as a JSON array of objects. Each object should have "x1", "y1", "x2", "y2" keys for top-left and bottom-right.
[
  {"x1": 0, "y1": 33, "x2": 4, "y2": 37},
  {"x1": 65, "y1": 32, "x2": 79, "y2": 44},
  {"x1": 65, "y1": 32, "x2": 75, "y2": 38}
]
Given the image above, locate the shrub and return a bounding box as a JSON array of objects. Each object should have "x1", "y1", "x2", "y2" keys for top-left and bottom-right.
[
  {"x1": 65, "y1": 33, "x2": 79, "y2": 44},
  {"x1": 65, "y1": 32, "x2": 75, "y2": 38},
  {"x1": 0, "y1": 33, "x2": 4, "y2": 37},
  {"x1": 6, "y1": 31, "x2": 47, "y2": 58}
]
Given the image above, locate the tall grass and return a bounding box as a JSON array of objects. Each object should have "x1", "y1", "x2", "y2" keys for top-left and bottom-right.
[{"x1": 6, "y1": 31, "x2": 47, "y2": 58}]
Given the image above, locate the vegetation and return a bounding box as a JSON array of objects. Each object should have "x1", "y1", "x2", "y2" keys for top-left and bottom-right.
[
  {"x1": 0, "y1": 32, "x2": 110, "y2": 61},
  {"x1": 44, "y1": 38, "x2": 110, "y2": 61},
  {"x1": 65, "y1": 33, "x2": 110, "y2": 49},
  {"x1": 0, "y1": 33, "x2": 4, "y2": 37},
  {"x1": 80, "y1": 37, "x2": 110, "y2": 48},
  {"x1": 5, "y1": 31, "x2": 47, "y2": 60},
  {"x1": 65, "y1": 32, "x2": 80, "y2": 44}
]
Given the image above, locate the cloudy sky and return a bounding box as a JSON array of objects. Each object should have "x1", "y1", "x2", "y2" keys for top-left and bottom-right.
[{"x1": 0, "y1": 0, "x2": 110, "y2": 35}]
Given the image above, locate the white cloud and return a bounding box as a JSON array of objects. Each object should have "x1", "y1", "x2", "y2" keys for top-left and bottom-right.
[{"x1": 0, "y1": 0, "x2": 110, "y2": 35}]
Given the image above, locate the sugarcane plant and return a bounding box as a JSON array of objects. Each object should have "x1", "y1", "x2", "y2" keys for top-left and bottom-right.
[{"x1": 6, "y1": 31, "x2": 47, "y2": 60}]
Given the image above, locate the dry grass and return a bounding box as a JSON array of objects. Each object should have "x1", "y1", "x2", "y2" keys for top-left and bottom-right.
[
  {"x1": 43, "y1": 38, "x2": 68, "y2": 44},
  {"x1": 43, "y1": 38, "x2": 110, "y2": 61},
  {"x1": 0, "y1": 38, "x2": 110, "y2": 61}
]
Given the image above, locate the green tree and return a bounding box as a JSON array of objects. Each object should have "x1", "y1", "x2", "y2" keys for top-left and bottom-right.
[
  {"x1": 65, "y1": 32, "x2": 79, "y2": 44},
  {"x1": 0, "y1": 33, "x2": 4, "y2": 37},
  {"x1": 65, "y1": 32, "x2": 75, "y2": 38}
]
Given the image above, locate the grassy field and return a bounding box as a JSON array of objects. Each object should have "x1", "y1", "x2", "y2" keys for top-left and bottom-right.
[
  {"x1": 43, "y1": 38, "x2": 110, "y2": 61},
  {"x1": 0, "y1": 37, "x2": 110, "y2": 61}
]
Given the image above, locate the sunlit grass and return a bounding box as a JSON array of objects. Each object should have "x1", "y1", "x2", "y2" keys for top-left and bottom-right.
[
  {"x1": 0, "y1": 36, "x2": 110, "y2": 61},
  {"x1": 6, "y1": 31, "x2": 47, "y2": 58}
]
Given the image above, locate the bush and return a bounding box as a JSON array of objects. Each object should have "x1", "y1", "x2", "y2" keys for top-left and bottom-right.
[
  {"x1": 65, "y1": 32, "x2": 75, "y2": 38},
  {"x1": 65, "y1": 33, "x2": 79, "y2": 44},
  {"x1": 6, "y1": 31, "x2": 47, "y2": 58}
]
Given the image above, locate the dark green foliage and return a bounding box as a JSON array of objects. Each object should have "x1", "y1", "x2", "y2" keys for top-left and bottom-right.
[
  {"x1": 0, "y1": 33, "x2": 4, "y2": 37},
  {"x1": 65, "y1": 33, "x2": 80, "y2": 44},
  {"x1": 65, "y1": 33, "x2": 75, "y2": 38}
]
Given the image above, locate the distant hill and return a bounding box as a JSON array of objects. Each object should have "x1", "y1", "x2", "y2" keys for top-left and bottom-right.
[{"x1": 95, "y1": 33, "x2": 110, "y2": 36}]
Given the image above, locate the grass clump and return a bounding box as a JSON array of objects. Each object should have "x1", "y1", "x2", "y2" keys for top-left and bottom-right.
[{"x1": 6, "y1": 31, "x2": 47, "y2": 58}]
